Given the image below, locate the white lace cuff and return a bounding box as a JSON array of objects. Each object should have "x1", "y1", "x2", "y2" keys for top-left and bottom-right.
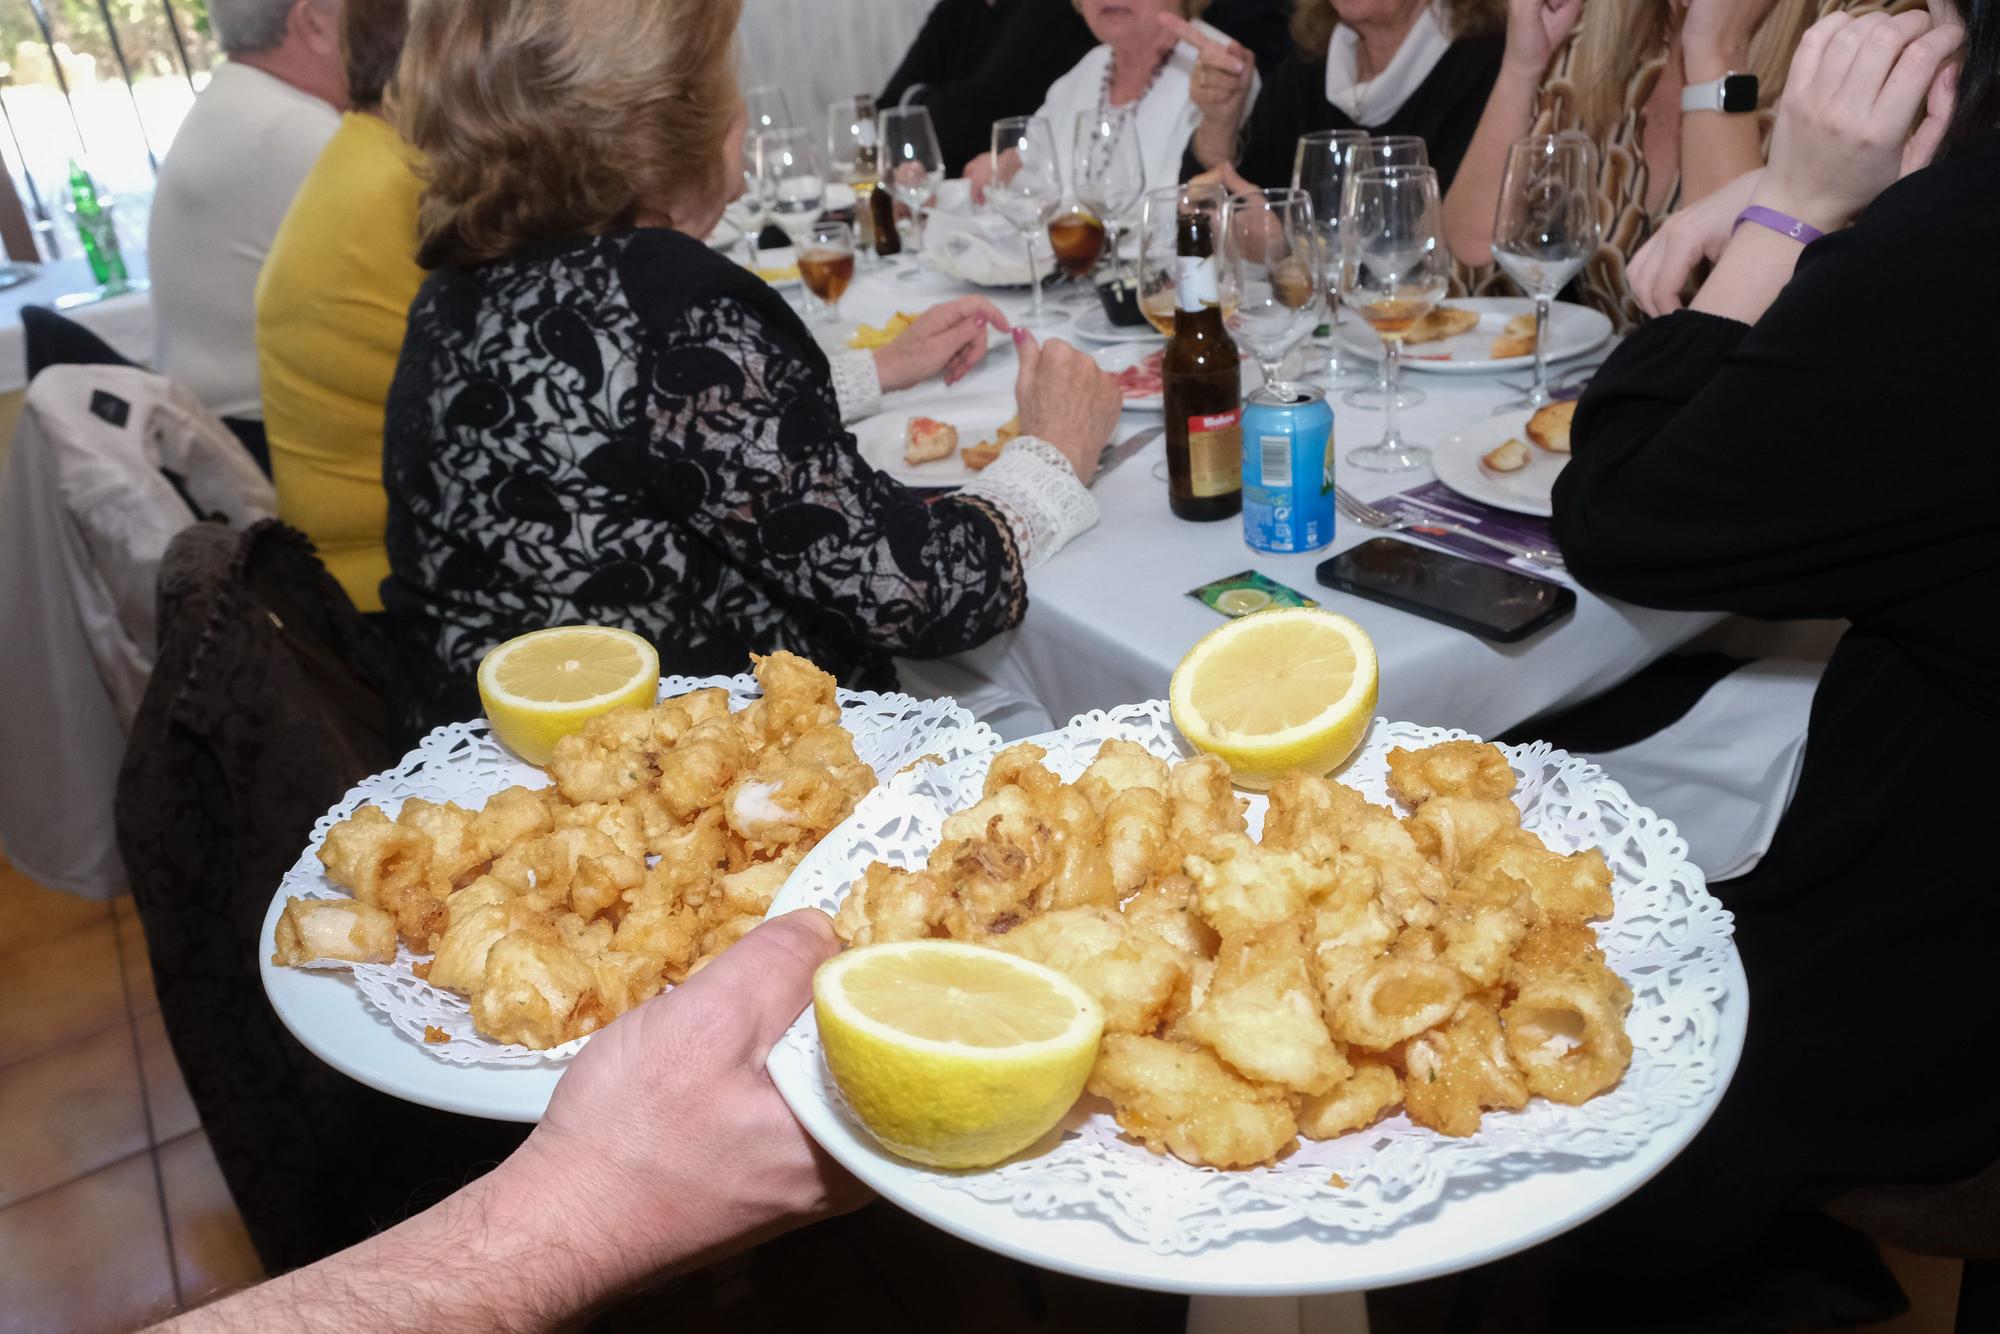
[
  {"x1": 961, "y1": 437, "x2": 1099, "y2": 569},
  {"x1": 830, "y1": 350, "x2": 882, "y2": 424}
]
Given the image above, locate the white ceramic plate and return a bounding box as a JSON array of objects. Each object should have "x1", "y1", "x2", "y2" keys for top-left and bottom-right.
[
  {"x1": 1092, "y1": 342, "x2": 1165, "y2": 412},
  {"x1": 1071, "y1": 305, "x2": 1165, "y2": 345},
  {"x1": 743, "y1": 243, "x2": 801, "y2": 290},
  {"x1": 853, "y1": 410, "x2": 1020, "y2": 487},
  {"x1": 1431, "y1": 409, "x2": 1568, "y2": 517},
  {"x1": 1341, "y1": 297, "x2": 1610, "y2": 376}
]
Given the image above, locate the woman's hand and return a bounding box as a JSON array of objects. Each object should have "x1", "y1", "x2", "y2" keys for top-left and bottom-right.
[
  {"x1": 1502, "y1": 0, "x2": 1582, "y2": 79},
  {"x1": 1013, "y1": 329, "x2": 1121, "y2": 484},
  {"x1": 1626, "y1": 167, "x2": 1761, "y2": 317},
  {"x1": 1188, "y1": 161, "x2": 1259, "y2": 197},
  {"x1": 519, "y1": 910, "x2": 866, "y2": 1284},
  {"x1": 1161, "y1": 12, "x2": 1253, "y2": 168},
  {"x1": 1753, "y1": 9, "x2": 1963, "y2": 232},
  {"x1": 873, "y1": 297, "x2": 1013, "y2": 390},
  {"x1": 963, "y1": 151, "x2": 997, "y2": 206}
]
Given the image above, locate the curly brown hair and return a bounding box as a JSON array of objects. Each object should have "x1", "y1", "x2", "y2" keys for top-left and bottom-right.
[
  {"x1": 397, "y1": 0, "x2": 743, "y2": 270},
  {"x1": 1290, "y1": 0, "x2": 1504, "y2": 55}
]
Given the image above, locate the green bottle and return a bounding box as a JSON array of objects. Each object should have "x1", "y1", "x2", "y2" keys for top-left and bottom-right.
[{"x1": 66, "y1": 159, "x2": 129, "y2": 290}]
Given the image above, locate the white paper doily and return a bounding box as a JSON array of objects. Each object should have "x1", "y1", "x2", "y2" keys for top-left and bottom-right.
[
  {"x1": 767, "y1": 703, "x2": 1734, "y2": 1253},
  {"x1": 271, "y1": 676, "x2": 998, "y2": 1066}
]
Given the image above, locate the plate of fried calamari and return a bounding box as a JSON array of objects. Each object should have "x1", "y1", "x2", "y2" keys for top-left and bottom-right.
[
  {"x1": 765, "y1": 703, "x2": 1741, "y2": 1289},
  {"x1": 259, "y1": 652, "x2": 995, "y2": 1121}
]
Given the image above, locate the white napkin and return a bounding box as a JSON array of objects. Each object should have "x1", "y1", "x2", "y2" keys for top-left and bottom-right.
[{"x1": 920, "y1": 183, "x2": 1058, "y2": 286}]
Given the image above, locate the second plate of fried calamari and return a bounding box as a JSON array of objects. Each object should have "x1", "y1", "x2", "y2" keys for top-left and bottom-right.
[
  {"x1": 829, "y1": 736, "x2": 1633, "y2": 1169},
  {"x1": 272, "y1": 651, "x2": 878, "y2": 1051}
]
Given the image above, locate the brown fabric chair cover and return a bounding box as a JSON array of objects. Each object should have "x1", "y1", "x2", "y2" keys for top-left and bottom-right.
[{"x1": 114, "y1": 519, "x2": 525, "y2": 1277}]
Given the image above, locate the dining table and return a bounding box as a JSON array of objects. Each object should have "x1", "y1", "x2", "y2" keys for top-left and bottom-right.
[{"x1": 799, "y1": 241, "x2": 1723, "y2": 743}]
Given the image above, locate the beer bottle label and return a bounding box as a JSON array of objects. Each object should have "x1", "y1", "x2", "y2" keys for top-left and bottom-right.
[
  {"x1": 1175, "y1": 254, "x2": 1219, "y2": 312},
  {"x1": 1185, "y1": 408, "x2": 1242, "y2": 498}
]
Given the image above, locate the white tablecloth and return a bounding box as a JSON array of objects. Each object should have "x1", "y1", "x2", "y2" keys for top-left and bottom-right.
[
  {"x1": 736, "y1": 0, "x2": 935, "y2": 130},
  {"x1": 1, "y1": 256, "x2": 154, "y2": 394},
  {"x1": 810, "y1": 254, "x2": 1719, "y2": 739}
]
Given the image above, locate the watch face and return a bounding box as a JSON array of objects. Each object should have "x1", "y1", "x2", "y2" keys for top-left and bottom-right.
[{"x1": 1720, "y1": 74, "x2": 1759, "y2": 114}]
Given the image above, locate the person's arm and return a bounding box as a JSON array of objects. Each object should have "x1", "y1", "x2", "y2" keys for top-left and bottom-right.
[
  {"x1": 1441, "y1": 0, "x2": 1581, "y2": 264},
  {"x1": 1164, "y1": 13, "x2": 1256, "y2": 170},
  {"x1": 1677, "y1": 0, "x2": 1779, "y2": 208},
  {"x1": 152, "y1": 914, "x2": 858, "y2": 1334}
]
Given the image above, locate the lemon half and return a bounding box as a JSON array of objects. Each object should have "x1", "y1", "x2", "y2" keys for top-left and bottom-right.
[
  {"x1": 476, "y1": 625, "x2": 660, "y2": 766},
  {"x1": 815, "y1": 941, "x2": 1104, "y2": 1169},
  {"x1": 1169, "y1": 607, "x2": 1379, "y2": 789}
]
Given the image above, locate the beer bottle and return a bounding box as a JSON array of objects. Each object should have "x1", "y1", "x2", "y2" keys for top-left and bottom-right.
[
  {"x1": 1162, "y1": 205, "x2": 1241, "y2": 521},
  {"x1": 67, "y1": 159, "x2": 128, "y2": 290}
]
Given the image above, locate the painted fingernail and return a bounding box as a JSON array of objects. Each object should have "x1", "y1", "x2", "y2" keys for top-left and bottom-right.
[{"x1": 1012, "y1": 327, "x2": 1028, "y2": 346}]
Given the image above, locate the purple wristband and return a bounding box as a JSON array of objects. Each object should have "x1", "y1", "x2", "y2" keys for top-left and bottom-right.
[{"x1": 1733, "y1": 206, "x2": 1824, "y2": 245}]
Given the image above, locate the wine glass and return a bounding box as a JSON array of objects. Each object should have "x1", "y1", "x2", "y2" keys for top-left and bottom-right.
[
  {"x1": 1224, "y1": 187, "x2": 1321, "y2": 398},
  {"x1": 988, "y1": 115, "x2": 1065, "y2": 324},
  {"x1": 1341, "y1": 136, "x2": 1431, "y2": 412},
  {"x1": 799, "y1": 220, "x2": 856, "y2": 324},
  {"x1": 726, "y1": 130, "x2": 772, "y2": 270},
  {"x1": 744, "y1": 84, "x2": 795, "y2": 136},
  {"x1": 879, "y1": 105, "x2": 945, "y2": 250},
  {"x1": 1138, "y1": 181, "x2": 1226, "y2": 336},
  {"x1": 754, "y1": 127, "x2": 824, "y2": 247},
  {"x1": 1491, "y1": 132, "x2": 1600, "y2": 408},
  {"x1": 1343, "y1": 165, "x2": 1448, "y2": 472},
  {"x1": 1074, "y1": 108, "x2": 1147, "y2": 287},
  {"x1": 1047, "y1": 207, "x2": 1106, "y2": 290},
  {"x1": 1292, "y1": 128, "x2": 1368, "y2": 386}
]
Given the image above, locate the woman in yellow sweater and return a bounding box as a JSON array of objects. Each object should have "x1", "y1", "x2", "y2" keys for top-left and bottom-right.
[{"x1": 257, "y1": 0, "x2": 417, "y2": 613}]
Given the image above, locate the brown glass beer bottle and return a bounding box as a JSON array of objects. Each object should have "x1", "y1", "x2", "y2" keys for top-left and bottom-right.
[{"x1": 1162, "y1": 207, "x2": 1241, "y2": 521}]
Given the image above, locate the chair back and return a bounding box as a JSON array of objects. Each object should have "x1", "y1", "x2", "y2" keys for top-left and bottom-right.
[
  {"x1": 1826, "y1": 1158, "x2": 2000, "y2": 1261},
  {"x1": 20, "y1": 303, "x2": 138, "y2": 382}
]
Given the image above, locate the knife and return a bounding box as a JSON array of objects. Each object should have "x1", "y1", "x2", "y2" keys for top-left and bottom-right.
[{"x1": 1099, "y1": 425, "x2": 1164, "y2": 474}]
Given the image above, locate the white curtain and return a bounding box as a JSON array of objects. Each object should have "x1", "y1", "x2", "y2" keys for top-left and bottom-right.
[{"x1": 736, "y1": 0, "x2": 937, "y2": 132}]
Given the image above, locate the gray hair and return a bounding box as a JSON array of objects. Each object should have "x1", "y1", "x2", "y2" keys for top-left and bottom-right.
[{"x1": 208, "y1": 0, "x2": 299, "y2": 54}]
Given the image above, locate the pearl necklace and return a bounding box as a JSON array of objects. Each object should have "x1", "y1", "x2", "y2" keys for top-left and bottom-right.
[{"x1": 1099, "y1": 43, "x2": 1174, "y2": 114}]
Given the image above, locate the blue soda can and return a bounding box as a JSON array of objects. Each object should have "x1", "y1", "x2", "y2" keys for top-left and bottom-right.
[{"x1": 1241, "y1": 385, "x2": 1335, "y2": 554}]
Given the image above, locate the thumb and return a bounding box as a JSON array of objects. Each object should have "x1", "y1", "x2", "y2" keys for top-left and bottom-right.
[
  {"x1": 676, "y1": 909, "x2": 839, "y2": 1055},
  {"x1": 1013, "y1": 326, "x2": 1042, "y2": 397}
]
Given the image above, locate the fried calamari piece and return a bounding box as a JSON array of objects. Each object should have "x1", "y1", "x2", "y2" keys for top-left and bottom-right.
[
  {"x1": 982, "y1": 742, "x2": 1063, "y2": 800},
  {"x1": 723, "y1": 765, "x2": 856, "y2": 856},
  {"x1": 271, "y1": 897, "x2": 398, "y2": 966},
  {"x1": 833, "y1": 863, "x2": 947, "y2": 946},
  {"x1": 661, "y1": 686, "x2": 731, "y2": 729},
  {"x1": 1074, "y1": 738, "x2": 1171, "y2": 814},
  {"x1": 610, "y1": 896, "x2": 709, "y2": 981},
  {"x1": 568, "y1": 848, "x2": 645, "y2": 923},
  {"x1": 1087, "y1": 1035, "x2": 1297, "y2": 1169},
  {"x1": 654, "y1": 717, "x2": 750, "y2": 820},
  {"x1": 1323, "y1": 955, "x2": 1466, "y2": 1052},
  {"x1": 929, "y1": 780, "x2": 1114, "y2": 935},
  {"x1": 1325, "y1": 783, "x2": 1450, "y2": 930},
  {"x1": 1100, "y1": 787, "x2": 1176, "y2": 894},
  {"x1": 1436, "y1": 898, "x2": 1530, "y2": 989},
  {"x1": 428, "y1": 899, "x2": 549, "y2": 996},
  {"x1": 548, "y1": 706, "x2": 658, "y2": 804},
  {"x1": 1167, "y1": 755, "x2": 1248, "y2": 850},
  {"x1": 1461, "y1": 832, "x2": 1615, "y2": 926},
  {"x1": 1503, "y1": 952, "x2": 1634, "y2": 1104},
  {"x1": 1263, "y1": 771, "x2": 1346, "y2": 868},
  {"x1": 1403, "y1": 1000, "x2": 1529, "y2": 1137},
  {"x1": 393, "y1": 798, "x2": 488, "y2": 894},
  {"x1": 1186, "y1": 833, "x2": 1332, "y2": 937},
  {"x1": 317, "y1": 804, "x2": 452, "y2": 946},
  {"x1": 642, "y1": 807, "x2": 734, "y2": 899},
  {"x1": 742, "y1": 651, "x2": 842, "y2": 749},
  {"x1": 991, "y1": 906, "x2": 1188, "y2": 1035},
  {"x1": 1120, "y1": 875, "x2": 1219, "y2": 961},
  {"x1": 469, "y1": 929, "x2": 599, "y2": 1048},
  {"x1": 786, "y1": 725, "x2": 878, "y2": 804},
  {"x1": 1186, "y1": 923, "x2": 1350, "y2": 1096},
  {"x1": 550, "y1": 799, "x2": 650, "y2": 863},
  {"x1": 1295, "y1": 1060, "x2": 1402, "y2": 1140},
  {"x1": 467, "y1": 785, "x2": 556, "y2": 861},
  {"x1": 1385, "y1": 741, "x2": 1516, "y2": 806},
  {"x1": 1404, "y1": 795, "x2": 1522, "y2": 879}
]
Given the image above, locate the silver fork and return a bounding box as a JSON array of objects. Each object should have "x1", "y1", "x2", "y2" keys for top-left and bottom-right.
[{"x1": 1334, "y1": 486, "x2": 1565, "y2": 570}]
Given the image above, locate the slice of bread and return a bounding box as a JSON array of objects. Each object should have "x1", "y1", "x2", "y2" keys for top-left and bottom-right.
[
  {"x1": 905, "y1": 417, "x2": 959, "y2": 464},
  {"x1": 1490, "y1": 333, "x2": 1536, "y2": 360},
  {"x1": 1402, "y1": 306, "x2": 1480, "y2": 345},
  {"x1": 1502, "y1": 312, "x2": 1536, "y2": 338},
  {"x1": 1482, "y1": 438, "x2": 1532, "y2": 473},
  {"x1": 1526, "y1": 400, "x2": 1576, "y2": 454}
]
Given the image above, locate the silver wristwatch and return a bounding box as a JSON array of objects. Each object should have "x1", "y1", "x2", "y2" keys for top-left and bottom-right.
[{"x1": 1681, "y1": 72, "x2": 1759, "y2": 114}]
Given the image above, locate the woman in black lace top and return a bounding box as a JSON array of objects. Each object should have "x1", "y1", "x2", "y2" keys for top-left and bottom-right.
[{"x1": 381, "y1": 0, "x2": 1121, "y2": 739}]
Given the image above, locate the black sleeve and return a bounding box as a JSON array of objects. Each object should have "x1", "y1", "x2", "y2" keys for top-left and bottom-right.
[
  {"x1": 880, "y1": 0, "x2": 961, "y2": 109},
  {"x1": 1422, "y1": 35, "x2": 1503, "y2": 192},
  {"x1": 900, "y1": 0, "x2": 1098, "y2": 173},
  {"x1": 1553, "y1": 200, "x2": 1996, "y2": 622},
  {"x1": 1201, "y1": 0, "x2": 1298, "y2": 76}
]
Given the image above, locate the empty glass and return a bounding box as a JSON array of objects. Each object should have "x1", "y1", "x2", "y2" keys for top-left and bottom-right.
[
  {"x1": 744, "y1": 84, "x2": 796, "y2": 136},
  {"x1": 1491, "y1": 132, "x2": 1601, "y2": 408},
  {"x1": 753, "y1": 127, "x2": 824, "y2": 247},
  {"x1": 1224, "y1": 187, "x2": 1321, "y2": 397},
  {"x1": 1292, "y1": 128, "x2": 1369, "y2": 387},
  {"x1": 1343, "y1": 165, "x2": 1448, "y2": 472},
  {"x1": 1074, "y1": 108, "x2": 1147, "y2": 287},
  {"x1": 879, "y1": 105, "x2": 945, "y2": 250},
  {"x1": 989, "y1": 115, "x2": 1065, "y2": 324},
  {"x1": 1341, "y1": 135, "x2": 1431, "y2": 412}
]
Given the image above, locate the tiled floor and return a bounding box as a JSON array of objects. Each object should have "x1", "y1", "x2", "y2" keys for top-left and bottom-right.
[
  {"x1": 0, "y1": 844, "x2": 1970, "y2": 1333},
  {"x1": 0, "y1": 848, "x2": 265, "y2": 1333}
]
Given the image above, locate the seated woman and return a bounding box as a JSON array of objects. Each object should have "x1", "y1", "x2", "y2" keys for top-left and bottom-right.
[
  {"x1": 257, "y1": 0, "x2": 417, "y2": 614},
  {"x1": 1546, "y1": 8, "x2": 1996, "y2": 1327},
  {"x1": 965, "y1": 0, "x2": 1253, "y2": 203},
  {"x1": 1445, "y1": 0, "x2": 1835, "y2": 329},
  {"x1": 1181, "y1": 0, "x2": 1506, "y2": 191},
  {"x1": 383, "y1": 0, "x2": 1120, "y2": 740}
]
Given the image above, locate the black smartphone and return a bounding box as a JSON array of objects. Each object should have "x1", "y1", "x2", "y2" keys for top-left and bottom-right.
[{"x1": 1315, "y1": 538, "x2": 1575, "y2": 643}]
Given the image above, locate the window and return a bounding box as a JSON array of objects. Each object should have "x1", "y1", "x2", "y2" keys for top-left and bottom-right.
[{"x1": 2, "y1": 0, "x2": 218, "y2": 261}]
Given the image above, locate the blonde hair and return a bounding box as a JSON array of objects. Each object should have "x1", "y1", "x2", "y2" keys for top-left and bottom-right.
[
  {"x1": 398, "y1": 0, "x2": 743, "y2": 269},
  {"x1": 1291, "y1": 0, "x2": 1504, "y2": 56},
  {"x1": 1568, "y1": 0, "x2": 1814, "y2": 140}
]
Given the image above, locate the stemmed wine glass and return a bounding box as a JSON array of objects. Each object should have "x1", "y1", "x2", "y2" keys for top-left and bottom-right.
[
  {"x1": 1074, "y1": 108, "x2": 1147, "y2": 288},
  {"x1": 988, "y1": 115, "x2": 1065, "y2": 324},
  {"x1": 1341, "y1": 135, "x2": 1430, "y2": 411},
  {"x1": 1138, "y1": 181, "x2": 1226, "y2": 336},
  {"x1": 799, "y1": 220, "x2": 856, "y2": 324},
  {"x1": 726, "y1": 131, "x2": 771, "y2": 270},
  {"x1": 1491, "y1": 132, "x2": 1600, "y2": 408},
  {"x1": 879, "y1": 105, "x2": 945, "y2": 251},
  {"x1": 744, "y1": 85, "x2": 795, "y2": 136},
  {"x1": 753, "y1": 127, "x2": 824, "y2": 248},
  {"x1": 1224, "y1": 188, "x2": 1321, "y2": 398},
  {"x1": 1292, "y1": 128, "x2": 1369, "y2": 386},
  {"x1": 1343, "y1": 165, "x2": 1448, "y2": 472}
]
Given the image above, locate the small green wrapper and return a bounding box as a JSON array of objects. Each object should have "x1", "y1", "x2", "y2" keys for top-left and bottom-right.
[{"x1": 1187, "y1": 570, "x2": 1321, "y2": 618}]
